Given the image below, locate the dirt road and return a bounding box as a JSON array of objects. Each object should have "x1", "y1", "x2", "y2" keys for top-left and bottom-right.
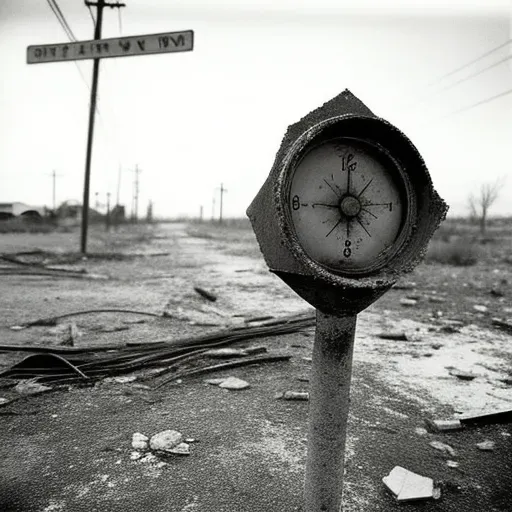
[{"x1": 0, "y1": 223, "x2": 510, "y2": 511}]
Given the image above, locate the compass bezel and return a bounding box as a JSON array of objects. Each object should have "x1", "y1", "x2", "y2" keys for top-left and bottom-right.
[{"x1": 284, "y1": 135, "x2": 414, "y2": 277}]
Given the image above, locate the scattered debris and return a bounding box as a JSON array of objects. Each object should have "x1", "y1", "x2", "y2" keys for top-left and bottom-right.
[
  {"x1": 130, "y1": 451, "x2": 143, "y2": 461},
  {"x1": 415, "y1": 427, "x2": 428, "y2": 436},
  {"x1": 429, "y1": 440, "x2": 456, "y2": 457},
  {"x1": 278, "y1": 391, "x2": 309, "y2": 401},
  {"x1": 446, "y1": 460, "x2": 459, "y2": 469},
  {"x1": 14, "y1": 379, "x2": 52, "y2": 396},
  {"x1": 193, "y1": 286, "x2": 217, "y2": 302},
  {"x1": 492, "y1": 317, "x2": 512, "y2": 334},
  {"x1": 11, "y1": 308, "x2": 163, "y2": 330},
  {"x1": 425, "y1": 418, "x2": 463, "y2": 433},
  {"x1": 95, "y1": 325, "x2": 130, "y2": 333},
  {"x1": 204, "y1": 348, "x2": 249, "y2": 358},
  {"x1": 431, "y1": 342, "x2": 444, "y2": 349},
  {"x1": 393, "y1": 281, "x2": 417, "y2": 290},
  {"x1": 449, "y1": 368, "x2": 477, "y2": 381},
  {"x1": 168, "y1": 442, "x2": 190, "y2": 455},
  {"x1": 383, "y1": 466, "x2": 437, "y2": 502},
  {"x1": 132, "y1": 433, "x2": 149, "y2": 451},
  {"x1": 460, "y1": 408, "x2": 512, "y2": 426},
  {"x1": 149, "y1": 430, "x2": 183, "y2": 452},
  {"x1": 440, "y1": 325, "x2": 460, "y2": 334},
  {"x1": 0, "y1": 398, "x2": 10, "y2": 406},
  {"x1": 104, "y1": 376, "x2": 137, "y2": 384},
  {"x1": 427, "y1": 295, "x2": 447, "y2": 303},
  {"x1": 476, "y1": 440, "x2": 495, "y2": 451},
  {"x1": 218, "y1": 377, "x2": 250, "y2": 390},
  {"x1": 57, "y1": 322, "x2": 81, "y2": 346},
  {"x1": 377, "y1": 332, "x2": 408, "y2": 341},
  {"x1": 400, "y1": 298, "x2": 417, "y2": 307},
  {"x1": 473, "y1": 305, "x2": 488, "y2": 313}
]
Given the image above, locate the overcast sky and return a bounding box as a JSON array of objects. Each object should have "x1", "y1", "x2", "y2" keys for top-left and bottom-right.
[{"x1": 0, "y1": 0, "x2": 511, "y2": 219}]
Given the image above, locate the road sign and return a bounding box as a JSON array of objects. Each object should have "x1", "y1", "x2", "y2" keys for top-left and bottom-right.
[{"x1": 27, "y1": 30, "x2": 193, "y2": 64}]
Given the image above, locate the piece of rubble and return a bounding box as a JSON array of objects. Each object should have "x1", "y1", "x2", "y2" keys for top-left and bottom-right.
[
  {"x1": 149, "y1": 430, "x2": 183, "y2": 452},
  {"x1": 427, "y1": 296, "x2": 446, "y2": 303},
  {"x1": 473, "y1": 305, "x2": 488, "y2": 313},
  {"x1": 204, "y1": 378, "x2": 227, "y2": 385},
  {"x1": 168, "y1": 442, "x2": 190, "y2": 455},
  {"x1": 400, "y1": 298, "x2": 417, "y2": 307},
  {"x1": 132, "y1": 432, "x2": 149, "y2": 451},
  {"x1": 492, "y1": 317, "x2": 512, "y2": 334},
  {"x1": 449, "y1": 369, "x2": 477, "y2": 381},
  {"x1": 460, "y1": 408, "x2": 512, "y2": 425},
  {"x1": 218, "y1": 377, "x2": 250, "y2": 390},
  {"x1": 476, "y1": 440, "x2": 495, "y2": 451},
  {"x1": 14, "y1": 380, "x2": 52, "y2": 396},
  {"x1": 282, "y1": 391, "x2": 309, "y2": 401},
  {"x1": 415, "y1": 427, "x2": 428, "y2": 436},
  {"x1": 383, "y1": 466, "x2": 436, "y2": 502},
  {"x1": 429, "y1": 440, "x2": 456, "y2": 457},
  {"x1": 204, "y1": 348, "x2": 249, "y2": 358},
  {"x1": 193, "y1": 286, "x2": 217, "y2": 302},
  {"x1": 130, "y1": 451, "x2": 143, "y2": 460},
  {"x1": 0, "y1": 398, "x2": 9, "y2": 406},
  {"x1": 425, "y1": 418, "x2": 463, "y2": 433},
  {"x1": 377, "y1": 332, "x2": 408, "y2": 341},
  {"x1": 446, "y1": 460, "x2": 459, "y2": 468},
  {"x1": 105, "y1": 376, "x2": 137, "y2": 384},
  {"x1": 139, "y1": 453, "x2": 159, "y2": 464},
  {"x1": 393, "y1": 281, "x2": 417, "y2": 290}
]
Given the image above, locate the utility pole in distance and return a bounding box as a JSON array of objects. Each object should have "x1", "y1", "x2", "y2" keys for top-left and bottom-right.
[
  {"x1": 80, "y1": 0, "x2": 125, "y2": 253},
  {"x1": 132, "y1": 165, "x2": 141, "y2": 222},
  {"x1": 218, "y1": 182, "x2": 227, "y2": 224}
]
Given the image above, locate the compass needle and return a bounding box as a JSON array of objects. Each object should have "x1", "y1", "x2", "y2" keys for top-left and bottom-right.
[
  {"x1": 326, "y1": 218, "x2": 343, "y2": 238},
  {"x1": 357, "y1": 179, "x2": 373, "y2": 198},
  {"x1": 323, "y1": 178, "x2": 340, "y2": 198},
  {"x1": 356, "y1": 217, "x2": 371, "y2": 238}
]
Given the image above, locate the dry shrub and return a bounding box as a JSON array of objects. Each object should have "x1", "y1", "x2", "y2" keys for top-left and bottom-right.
[{"x1": 426, "y1": 237, "x2": 480, "y2": 266}]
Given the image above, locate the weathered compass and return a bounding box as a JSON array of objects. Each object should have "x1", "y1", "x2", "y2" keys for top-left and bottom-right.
[
  {"x1": 247, "y1": 90, "x2": 447, "y2": 512},
  {"x1": 288, "y1": 136, "x2": 412, "y2": 276}
]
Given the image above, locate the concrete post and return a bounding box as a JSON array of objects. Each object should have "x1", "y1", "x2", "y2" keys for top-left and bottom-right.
[{"x1": 304, "y1": 310, "x2": 357, "y2": 512}]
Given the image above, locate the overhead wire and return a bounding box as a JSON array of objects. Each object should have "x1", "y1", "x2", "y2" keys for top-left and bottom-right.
[
  {"x1": 443, "y1": 86, "x2": 512, "y2": 118},
  {"x1": 46, "y1": 0, "x2": 77, "y2": 42}
]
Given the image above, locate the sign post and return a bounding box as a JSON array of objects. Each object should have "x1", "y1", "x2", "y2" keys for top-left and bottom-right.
[
  {"x1": 247, "y1": 89, "x2": 448, "y2": 510},
  {"x1": 27, "y1": 1, "x2": 193, "y2": 253}
]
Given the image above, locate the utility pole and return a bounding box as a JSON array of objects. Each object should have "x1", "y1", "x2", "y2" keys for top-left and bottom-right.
[
  {"x1": 80, "y1": 0, "x2": 125, "y2": 253},
  {"x1": 116, "y1": 164, "x2": 122, "y2": 206},
  {"x1": 106, "y1": 192, "x2": 111, "y2": 231},
  {"x1": 132, "y1": 165, "x2": 141, "y2": 222},
  {"x1": 199, "y1": 205, "x2": 203, "y2": 222},
  {"x1": 51, "y1": 170, "x2": 56, "y2": 211},
  {"x1": 211, "y1": 196, "x2": 216, "y2": 222},
  {"x1": 219, "y1": 182, "x2": 227, "y2": 224}
]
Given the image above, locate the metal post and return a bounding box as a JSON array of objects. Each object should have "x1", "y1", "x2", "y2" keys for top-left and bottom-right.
[
  {"x1": 80, "y1": 0, "x2": 105, "y2": 253},
  {"x1": 106, "y1": 192, "x2": 111, "y2": 231},
  {"x1": 52, "y1": 170, "x2": 56, "y2": 211},
  {"x1": 304, "y1": 310, "x2": 357, "y2": 512}
]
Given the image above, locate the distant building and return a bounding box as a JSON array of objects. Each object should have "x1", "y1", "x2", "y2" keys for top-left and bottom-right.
[
  {"x1": 0, "y1": 202, "x2": 45, "y2": 217},
  {"x1": 0, "y1": 202, "x2": 44, "y2": 216}
]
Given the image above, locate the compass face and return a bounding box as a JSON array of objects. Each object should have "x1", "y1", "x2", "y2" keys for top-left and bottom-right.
[{"x1": 287, "y1": 137, "x2": 410, "y2": 275}]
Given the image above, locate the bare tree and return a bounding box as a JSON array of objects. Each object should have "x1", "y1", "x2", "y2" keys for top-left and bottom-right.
[{"x1": 468, "y1": 178, "x2": 504, "y2": 235}]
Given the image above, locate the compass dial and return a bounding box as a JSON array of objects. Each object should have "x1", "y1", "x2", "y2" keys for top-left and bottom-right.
[{"x1": 287, "y1": 137, "x2": 410, "y2": 275}]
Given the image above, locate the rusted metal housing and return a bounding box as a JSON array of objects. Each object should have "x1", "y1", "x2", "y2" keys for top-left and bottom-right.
[{"x1": 247, "y1": 89, "x2": 447, "y2": 315}]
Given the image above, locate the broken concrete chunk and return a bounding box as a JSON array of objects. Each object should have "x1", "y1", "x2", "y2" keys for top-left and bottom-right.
[
  {"x1": 15, "y1": 380, "x2": 52, "y2": 396},
  {"x1": 446, "y1": 460, "x2": 459, "y2": 468},
  {"x1": 449, "y1": 369, "x2": 477, "y2": 381},
  {"x1": 425, "y1": 418, "x2": 463, "y2": 433},
  {"x1": 168, "y1": 442, "x2": 190, "y2": 455},
  {"x1": 476, "y1": 440, "x2": 495, "y2": 451},
  {"x1": 149, "y1": 430, "x2": 183, "y2": 452},
  {"x1": 218, "y1": 377, "x2": 250, "y2": 390},
  {"x1": 473, "y1": 305, "x2": 488, "y2": 313},
  {"x1": 282, "y1": 391, "x2": 309, "y2": 401},
  {"x1": 383, "y1": 466, "x2": 436, "y2": 502},
  {"x1": 132, "y1": 432, "x2": 149, "y2": 451},
  {"x1": 130, "y1": 451, "x2": 143, "y2": 461},
  {"x1": 429, "y1": 440, "x2": 456, "y2": 457},
  {"x1": 400, "y1": 298, "x2": 418, "y2": 307},
  {"x1": 377, "y1": 332, "x2": 408, "y2": 341}
]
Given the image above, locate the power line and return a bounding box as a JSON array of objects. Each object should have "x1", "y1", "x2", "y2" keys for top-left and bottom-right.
[
  {"x1": 87, "y1": 4, "x2": 96, "y2": 25},
  {"x1": 46, "y1": 0, "x2": 77, "y2": 42},
  {"x1": 435, "y1": 54, "x2": 512, "y2": 96},
  {"x1": 443, "y1": 86, "x2": 512, "y2": 118},
  {"x1": 430, "y1": 38, "x2": 512, "y2": 85},
  {"x1": 118, "y1": 7, "x2": 123, "y2": 35}
]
